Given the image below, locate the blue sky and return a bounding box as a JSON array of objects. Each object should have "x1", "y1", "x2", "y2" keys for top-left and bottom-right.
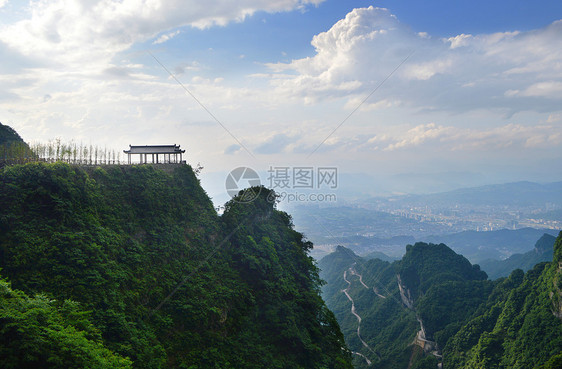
[
  {"x1": 1, "y1": 0, "x2": 561, "y2": 202},
  {"x1": 141, "y1": 0, "x2": 562, "y2": 77}
]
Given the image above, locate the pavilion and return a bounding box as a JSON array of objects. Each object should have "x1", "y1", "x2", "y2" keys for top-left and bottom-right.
[{"x1": 123, "y1": 144, "x2": 185, "y2": 164}]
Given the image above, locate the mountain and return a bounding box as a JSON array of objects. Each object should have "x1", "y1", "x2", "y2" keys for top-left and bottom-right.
[
  {"x1": 0, "y1": 122, "x2": 25, "y2": 145},
  {"x1": 445, "y1": 234, "x2": 562, "y2": 368},
  {"x1": 0, "y1": 162, "x2": 352, "y2": 368},
  {"x1": 420, "y1": 228, "x2": 560, "y2": 262},
  {"x1": 479, "y1": 233, "x2": 557, "y2": 279},
  {"x1": 0, "y1": 122, "x2": 34, "y2": 167},
  {"x1": 363, "y1": 250, "x2": 398, "y2": 262},
  {"x1": 319, "y1": 242, "x2": 490, "y2": 368},
  {"x1": 319, "y1": 246, "x2": 420, "y2": 368},
  {"x1": 386, "y1": 181, "x2": 562, "y2": 208},
  {"x1": 319, "y1": 234, "x2": 562, "y2": 368}
]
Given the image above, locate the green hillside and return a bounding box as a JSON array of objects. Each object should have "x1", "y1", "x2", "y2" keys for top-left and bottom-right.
[
  {"x1": 0, "y1": 162, "x2": 352, "y2": 368},
  {"x1": 445, "y1": 234, "x2": 562, "y2": 368},
  {"x1": 0, "y1": 122, "x2": 34, "y2": 166},
  {"x1": 479, "y1": 233, "x2": 557, "y2": 280},
  {"x1": 319, "y1": 235, "x2": 562, "y2": 368}
]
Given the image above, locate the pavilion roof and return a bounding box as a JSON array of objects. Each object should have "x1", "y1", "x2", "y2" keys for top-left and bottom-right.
[{"x1": 123, "y1": 145, "x2": 185, "y2": 154}]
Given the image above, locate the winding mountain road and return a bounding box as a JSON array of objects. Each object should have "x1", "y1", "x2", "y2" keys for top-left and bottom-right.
[
  {"x1": 349, "y1": 265, "x2": 387, "y2": 299},
  {"x1": 342, "y1": 264, "x2": 383, "y2": 366}
]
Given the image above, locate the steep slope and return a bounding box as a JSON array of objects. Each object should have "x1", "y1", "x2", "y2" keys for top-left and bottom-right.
[
  {"x1": 319, "y1": 243, "x2": 490, "y2": 369},
  {"x1": 0, "y1": 123, "x2": 23, "y2": 144},
  {"x1": 320, "y1": 243, "x2": 498, "y2": 369},
  {"x1": 320, "y1": 247, "x2": 418, "y2": 368},
  {"x1": 396, "y1": 243, "x2": 492, "y2": 350},
  {"x1": 444, "y1": 232, "x2": 562, "y2": 368},
  {"x1": 320, "y1": 234, "x2": 562, "y2": 369},
  {"x1": 0, "y1": 122, "x2": 34, "y2": 166},
  {"x1": 479, "y1": 233, "x2": 556, "y2": 279},
  {"x1": 0, "y1": 278, "x2": 132, "y2": 368},
  {"x1": 0, "y1": 162, "x2": 352, "y2": 368}
]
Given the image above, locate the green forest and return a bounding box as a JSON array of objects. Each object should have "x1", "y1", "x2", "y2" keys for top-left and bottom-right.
[
  {"x1": 2, "y1": 122, "x2": 562, "y2": 369},
  {"x1": 0, "y1": 157, "x2": 352, "y2": 368},
  {"x1": 319, "y1": 237, "x2": 562, "y2": 368}
]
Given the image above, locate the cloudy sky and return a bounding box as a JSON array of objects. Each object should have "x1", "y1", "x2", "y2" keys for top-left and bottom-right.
[{"x1": 1, "y1": 0, "x2": 562, "y2": 201}]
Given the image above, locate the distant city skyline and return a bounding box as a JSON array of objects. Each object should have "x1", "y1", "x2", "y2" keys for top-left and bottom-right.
[{"x1": 1, "y1": 0, "x2": 561, "y2": 200}]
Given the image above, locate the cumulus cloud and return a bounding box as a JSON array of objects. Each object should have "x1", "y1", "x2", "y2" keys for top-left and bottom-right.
[
  {"x1": 231, "y1": 120, "x2": 562, "y2": 157},
  {"x1": 447, "y1": 33, "x2": 472, "y2": 49},
  {"x1": 266, "y1": 6, "x2": 562, "y2": 116}
]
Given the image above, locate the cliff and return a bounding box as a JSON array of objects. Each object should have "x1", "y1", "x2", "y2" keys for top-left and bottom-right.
[{"x1": 0, "y1": 162, "x2": 352, "y2": 368}]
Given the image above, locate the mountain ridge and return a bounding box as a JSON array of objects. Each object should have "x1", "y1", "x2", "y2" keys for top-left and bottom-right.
[{"x1": 319, "y1": 234, "x2": 562, "y2": 368}]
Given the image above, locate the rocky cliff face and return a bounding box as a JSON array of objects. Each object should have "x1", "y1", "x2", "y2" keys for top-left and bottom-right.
[{"x1": 397, "y1": 274, "x2": 414, "y2": 309}]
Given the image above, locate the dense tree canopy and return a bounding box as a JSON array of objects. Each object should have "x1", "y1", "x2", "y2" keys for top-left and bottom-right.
[
  {"x1": 0, "y1": 163, "x2": 352, "y2": 368},
  {"x1": 319, "y1": 236, "x2": 562, "y2": 369}
]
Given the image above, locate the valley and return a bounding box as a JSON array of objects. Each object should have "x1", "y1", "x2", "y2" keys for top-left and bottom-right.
[{"x1": 319, "y1": 237, "x2": 562, "y2": 368}]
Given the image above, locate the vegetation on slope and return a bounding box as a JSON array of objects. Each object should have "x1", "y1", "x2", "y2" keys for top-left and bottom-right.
[
  {"x1": 0, "y1": 122, "x2": 34, "y2": 166},
  {"x1": 320, "y1": 235, "x2": 562, "y2": 369},
  {"x1": 444, "y1": 233, "x2": 562, "y2": 368},
  {"x1": 0, "y1": 278, "x2": 132, "y2": 368},
  {"x1": 0, "y1": 162, "x2": 352, "y2": 368},
  {"x1": 319, "y1": 247, "x2": 419, "y2": 369}
]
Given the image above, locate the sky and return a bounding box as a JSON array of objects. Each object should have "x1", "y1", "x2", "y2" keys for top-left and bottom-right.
[{"x1": 1, "y1": 0, "x2": 562, "y2": 203}]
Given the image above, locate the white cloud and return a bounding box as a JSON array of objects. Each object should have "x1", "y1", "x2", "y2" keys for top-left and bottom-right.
[
  {"x1": 307, "y1": 122, "x2": 562, "y2": 153},
  {"x1": 266, "y1": 6, "x2": 562, "y2": 116},
  {"x1": 153, "y1": 30, "x2": 180, "y2": 44},
  {"x1": 0, "y1": 0, "x2": 324, "y2": 69},
  {"x1": 521, "y1": 81, "x2": 562, "y2": 98},
  {"x1": 343, "y1": 97, "x2": 399, "y2": 111},
  {"x1": 402, "y1": 59, "x2": 453, "y2": 80},
  {"x1": 447, "y1": 33, "x2": 472, "y2": 49},
  {"x1": 384, "y1": 123, "x2": 454, "y2": 150},
  {"x1": 0, "y1": 0, "x2": 7, "y2": 8}
]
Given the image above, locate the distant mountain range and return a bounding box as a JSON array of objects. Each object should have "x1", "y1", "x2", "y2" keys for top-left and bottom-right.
[
  {"x1": 479, "y1": 233, "x2": 557, "y2": 279},
  {"x1": 306, "y1": 226, "x2": 560, "y2": 263},
  {"x1": 375, "y1": 180, "x2": 562, "y2": 208},
  {"x1": 419, "y1": 227, "x2": 560, "y2": 262}
]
